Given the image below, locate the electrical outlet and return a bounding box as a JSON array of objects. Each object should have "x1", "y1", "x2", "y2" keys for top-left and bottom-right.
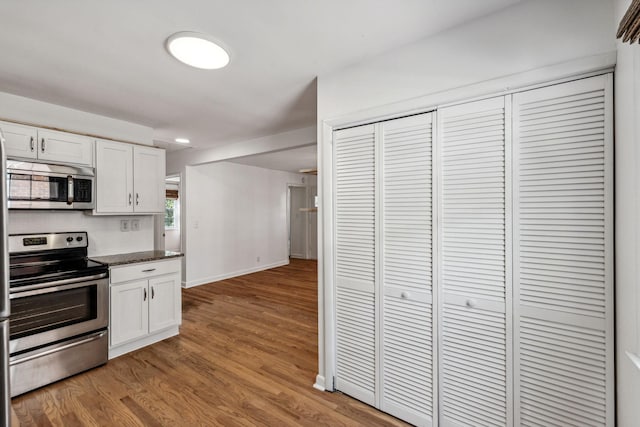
[
  {"x1": 120, "y1": 220, "x2": 130, "y2": 232},
  {"x1": 131, "y1": 219, "x2": 140, "y2": 231}
]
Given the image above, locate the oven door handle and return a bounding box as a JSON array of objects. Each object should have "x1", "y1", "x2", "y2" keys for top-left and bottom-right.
[
  {"x1": 10, "y1": 330, "x2": 107, "y2": 366},
  {"x1": 9, "y1": 273, "x2": 108, "y2": 298}
]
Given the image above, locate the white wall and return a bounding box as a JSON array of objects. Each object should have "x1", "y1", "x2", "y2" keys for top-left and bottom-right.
[
  {"x1": 317, "y1": 0, "x2": 614, "y2": 120},
  {"x1": 8, "y1": 211, "x2": 154, "y2": 256},
  {"x1": 614, "y1": 1, "x2": 640, "y2": 425},
  {"x1": 0, "y1": 91, "x2": 153, "y2": 145},
  {"x1": 183, "y1": 161, "x2": 310, "y2": 287},
  {"x1": 315, "y1": 0, "x2": 616, "y2": 394}
]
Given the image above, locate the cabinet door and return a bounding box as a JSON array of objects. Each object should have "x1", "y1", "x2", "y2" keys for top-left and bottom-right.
[
  {"x1": 512, "y1": 75, "x2": 613, "y2": 426},
  {"x1": 110, "y1": 280, "x2": 149, "y2": 347},
  {"x1": 438, "y1": 96, "x2": 512, "y2": 427},
  {"x1": 0, "y1": 121, "x2": 37, "y2": 160},
  {"x1": 333, "y1": 124, "x2": 377, "y2": 406},
  {"x1": 95, "y1": 140, "x2": 134, "y2": 213},
  {"x1": 149, "y1": 273, "x2": 181, "y2": 333},
  {"x1": 380, "y1": 113, "x2": 435, "y2": 427},
  {"x1": 37, "y1": 129, "x2": 93, "y2": 166},
  {"x1": 133, "y1": 145, "x2": 165, "y2": 213}
]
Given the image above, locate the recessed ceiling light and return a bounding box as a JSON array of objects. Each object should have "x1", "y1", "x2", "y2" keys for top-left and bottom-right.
[
  {"x1": 166, "y1": 31, "x2": 230, "y2": 70},
  {"x1": 175, "y1": 138, "x2": 190, "y2": 144}
]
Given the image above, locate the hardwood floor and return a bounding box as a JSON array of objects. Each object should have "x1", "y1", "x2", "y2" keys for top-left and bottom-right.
[{"x1": 11, "y1": 259, "x2": 408, "y2": 426}]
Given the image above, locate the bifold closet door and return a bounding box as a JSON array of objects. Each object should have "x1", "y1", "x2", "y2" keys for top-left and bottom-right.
[
  {"x1": 512, "y1": 75, "x2": 613, "y2": 426},
  {"x1": 333, "y1": 124, "x2": 377, "y2": 406},
  {"x1": 438, "y1": 96, "x2": 512, "y2": 427},
  {"x1": 380, "y1": 113, "x2": 434, "y2": 427}
]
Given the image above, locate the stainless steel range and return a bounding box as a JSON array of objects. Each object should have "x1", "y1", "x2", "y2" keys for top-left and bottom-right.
[{"x1": 8, "y1": 232, "x2": 108, "y2": 397}]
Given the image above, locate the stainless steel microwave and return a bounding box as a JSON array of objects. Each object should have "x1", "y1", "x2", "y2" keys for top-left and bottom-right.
[{"x1": 6, "y1": 161, "x2": 94, "y2": 209}]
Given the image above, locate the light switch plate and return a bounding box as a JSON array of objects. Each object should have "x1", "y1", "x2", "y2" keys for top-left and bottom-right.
[{"x1": 131, "y1": 219, "x2": 140, "y2": 231}]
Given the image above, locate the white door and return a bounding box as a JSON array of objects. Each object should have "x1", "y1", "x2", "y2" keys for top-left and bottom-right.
[
  {"x1": 0, "y1": 121, "x2": 37, "y2": 160},
  {"x1": 38, "y1": 129, "x2": 93, "y2": 166},
  {"x1": 438, "y1": 96, "x2": 512, "y2": 427},
  {"x1": 149, "y1": 274, "x2": 181, "y2": 333},
  {"x1": 96, "y1": 140, "x2": 134, "y2": 213},
  {"x1": 110, "y1": 280, "x2": 149, "y2": 347},
  {"x1": 307, "y1": 186, "x2": 318, "y2": 260},
  {"x1": 380, "y1": 113, "x2": 435, "y2": 427},
  {"x1": 133, "y1": 145, "x2": 166, "y2": 213},
  {"x1": 289, "y1": 186, "x2": 306, "y2": 258},
  {"x1": 512, "y1": 75, "x2": 614, "y2": 426},
  {"x1": 333, "y1": 124, "x2": 377, "y2": 406}
]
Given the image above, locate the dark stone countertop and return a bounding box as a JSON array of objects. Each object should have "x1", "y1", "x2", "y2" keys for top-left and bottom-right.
[{"x1": 89, "y1": 250, "x2": 183, "y2": 266}]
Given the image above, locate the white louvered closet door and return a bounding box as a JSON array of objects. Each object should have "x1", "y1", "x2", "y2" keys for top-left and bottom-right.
[
  {"x1": 380, "y1": 113, "x2": 435, "y2": 427},
  {"x1": 333, "y1": 124, "x2": 377, "y2": 406},
  {"x1": 512, "y1": 75, "x2": 614, "y2": 427},
  {"x1": 438, "y1": 96, "x2": 512, "y2": 427}
]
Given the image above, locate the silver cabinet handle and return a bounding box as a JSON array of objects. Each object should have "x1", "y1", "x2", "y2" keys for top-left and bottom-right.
[
  {"x1": 30, "y1": 136, "x2": 34, "y2": 152},
  {"x1": 142, "y1": 268, "x2": 156, "y2": 273},
  {"x1": 41, "y1": 137, "x2": 45, "y2": 153},
  {"x1": 151, "y1": 286, "x2": 155, "y2": 299},
  {"x1": 136, "y1": 193, "x2": 139, "y2": 206},
  {"x1": 143, "y1": 288, "x2": 147, "y2": 301},
  {"x1": 129, "y1": 193, "x2": 132, "y2": 206}
]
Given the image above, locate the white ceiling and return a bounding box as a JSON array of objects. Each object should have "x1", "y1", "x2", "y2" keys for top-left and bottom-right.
[{"x1": 0, "y1": 0, "x2": 519, "y2": 155}]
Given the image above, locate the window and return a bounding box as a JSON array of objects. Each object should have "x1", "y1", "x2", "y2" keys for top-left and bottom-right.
[
  {"x1": 165, "y1": 185, "x2": 179, "y2": 230},
  {"x1": 165, "y1": 199, "x2": 176, "y2": 228}
]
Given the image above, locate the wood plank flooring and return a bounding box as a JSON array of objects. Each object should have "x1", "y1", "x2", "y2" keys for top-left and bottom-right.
[{"x1": 11, "y1": 259, "x2": 408, "y2": 426}]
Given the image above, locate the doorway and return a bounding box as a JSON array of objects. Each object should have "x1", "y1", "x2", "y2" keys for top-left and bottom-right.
[{"x1": 288, "y1": 185, "x2": 306, "y2": 259}]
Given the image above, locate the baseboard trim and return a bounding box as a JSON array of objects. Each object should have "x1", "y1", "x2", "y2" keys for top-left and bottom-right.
[
  {"x1": 183, "y1": 259, "x2": 290, "y2": 288},
  {"x1": 313, "y1": 375, "x2": 326, "y2": 391}
]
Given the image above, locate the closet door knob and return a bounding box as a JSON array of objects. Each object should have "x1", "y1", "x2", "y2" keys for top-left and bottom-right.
[
  {"x1": 401, "y1": 291, "x2": 409, "y2": 299},
  {"x1": 465, "y1": 299, "x2": 476, "y2": 309}
]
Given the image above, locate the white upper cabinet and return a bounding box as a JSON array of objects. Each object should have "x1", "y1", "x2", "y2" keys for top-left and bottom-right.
[
  {"x1": 0, "y1": 121, "x2": 38, "y2": 160},
  {"x1": 133, "y1": 145, "x2": 165, "y2": 213},
  {"x1": 37, "y1": 128, "x2": 94, "y2": 166},
  {"x1": 0, "y1": 121, "x2": 94, "y2": 166},
  {"x1": 95, "y1": 140, "x2": 165, "y2": 214},
  {"x1": 95, "y1": 140, "x2": 134, "y2": 213}
]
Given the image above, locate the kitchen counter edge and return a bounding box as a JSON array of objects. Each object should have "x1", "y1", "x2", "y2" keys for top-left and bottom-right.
[{"x1": 89, "y1": 250, "x2": 183, "y2": 266}]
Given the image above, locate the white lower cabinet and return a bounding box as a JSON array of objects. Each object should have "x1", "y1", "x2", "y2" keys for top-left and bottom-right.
[
  {"x1": 331, "y1": 74, "x2": 613, "y2": 427},
  {"x1": 109, "y1": 258, "x2": 181, "y2": 359}
]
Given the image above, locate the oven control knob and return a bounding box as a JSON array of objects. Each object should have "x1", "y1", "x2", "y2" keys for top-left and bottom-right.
[
  {"x1": 76, "y1": 236, "x2": 83, "y2": 242},
  {"x1": 66, "y1": 237, "x2": 73, "y2": 243}
]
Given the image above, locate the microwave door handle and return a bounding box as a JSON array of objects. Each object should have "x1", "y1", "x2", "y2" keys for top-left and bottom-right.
[{"x1": 67, "y1": 175, "x2": 74, "y2": 205}]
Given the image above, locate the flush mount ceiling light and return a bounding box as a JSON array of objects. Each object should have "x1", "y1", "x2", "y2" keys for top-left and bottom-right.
[
  {"x1": 174, "y1": 138, "x2": 190, "y2": 144},
  {"x1": 166, "y1": 32, "x2": 230, "y2": 69}
]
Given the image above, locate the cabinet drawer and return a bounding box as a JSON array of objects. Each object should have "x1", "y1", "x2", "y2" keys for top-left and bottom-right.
[{"x1": 110, "y1": 259, "x2": 181, "y2": 284}]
